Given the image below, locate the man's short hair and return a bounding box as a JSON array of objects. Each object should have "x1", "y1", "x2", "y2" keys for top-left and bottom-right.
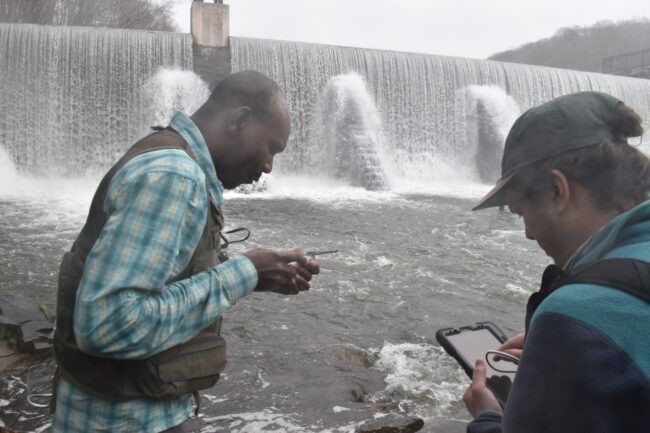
[{"x1": 206, "y1": 71, "x2": 283, "y2": 121}]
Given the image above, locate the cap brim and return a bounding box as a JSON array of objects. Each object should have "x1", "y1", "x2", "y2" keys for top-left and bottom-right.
[{"x1": 472, "y1": 172, "x2": 516, "y2": 211}]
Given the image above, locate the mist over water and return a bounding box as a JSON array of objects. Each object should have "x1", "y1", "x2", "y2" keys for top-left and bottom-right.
[
  {"x1": 461, "y1": 86, "x2": 520, "y2": 182},
  {"x1": 143, "y1": 69, "x2": 210, "y2": 126},
  {"x1": 1, "y1": 24, "x2": 650, "y2": 432},
  {"x1": 309, "y1": 73, "x2": 389, "y2": 190}
]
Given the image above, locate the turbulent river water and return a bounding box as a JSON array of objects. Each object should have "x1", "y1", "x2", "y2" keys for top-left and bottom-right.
[{"x1": 0, "y1": 172, "x2": 546, "y2": 432}]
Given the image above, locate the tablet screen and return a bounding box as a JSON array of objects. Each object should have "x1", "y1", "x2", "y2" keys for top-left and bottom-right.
[{"x1": 446, "y1": 328, "x2": 516, "y2": 380}]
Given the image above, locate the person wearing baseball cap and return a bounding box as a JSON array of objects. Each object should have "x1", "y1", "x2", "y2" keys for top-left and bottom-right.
[{"x1": 463, "y1": 91, "x2": 650, "y2": 433}]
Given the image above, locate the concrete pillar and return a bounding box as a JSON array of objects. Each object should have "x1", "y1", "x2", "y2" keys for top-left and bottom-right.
[
  {"x1": 191, "y1": 1, "x2": 229, "y2": 48},
  {"x1": 191, "y1": 1, "x2": 232, "y2": 90}
]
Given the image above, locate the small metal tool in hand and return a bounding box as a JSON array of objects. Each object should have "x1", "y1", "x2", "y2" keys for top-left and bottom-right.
[{"x1": 305, "y1": 249, "x2": 338, "y2": 259}]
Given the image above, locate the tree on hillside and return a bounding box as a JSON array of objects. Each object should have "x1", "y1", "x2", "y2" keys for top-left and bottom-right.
[
  {"x1": 0, "y1": 0, "x2": 178, "y2": 32},
  {"x1": 0, "y1": 0, "x2": 58, "y2": 25},
  {"x1": 488, "y1": 18, "x2": 650, "y2": 73}
]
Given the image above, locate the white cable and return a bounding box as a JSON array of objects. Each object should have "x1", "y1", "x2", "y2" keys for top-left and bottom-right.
[{"x1": 485, "y1": 350, "x2": 520, "y2": 374}]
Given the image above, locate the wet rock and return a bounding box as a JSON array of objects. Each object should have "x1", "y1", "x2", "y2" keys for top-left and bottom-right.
[
  {"x1": 0, "y1": 314, "x2": 19, "y2": 342},
  {"x1": 0, "y1": 341, "x2": 15, "y2": 357},
  {"x1": 336, "y1": 346, "x2": 377, "y2": 368},
  {"x1": 17, "y1": 320, "x2": 54, "y2": 354},
  {"x1": 0, "y1": 341, "x2": 25, "y2": 373},
  {"x1": 0, "y1": 295, "x2": 47, "y2": 324},
  {"x1": 356, "y1": 415, "x2": 424, "y2": 433},
  {"x1": 0, "y1": 295, "x2": 53, "y2": 355}
]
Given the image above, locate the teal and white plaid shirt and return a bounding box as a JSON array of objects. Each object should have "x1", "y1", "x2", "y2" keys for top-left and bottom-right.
[{"x1": 53, "y1": 111, "x2": 259, "y2": 433}]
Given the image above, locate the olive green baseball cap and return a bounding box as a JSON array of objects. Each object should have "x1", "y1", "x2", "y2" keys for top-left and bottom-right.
[{"x1": 472, "y1": 91, "x2": 622, "y2": 211}]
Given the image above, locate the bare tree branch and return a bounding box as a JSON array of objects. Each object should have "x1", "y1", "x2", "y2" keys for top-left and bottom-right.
[{"x1": 0, "y1": 0, "x2": 179, "y2": 31}]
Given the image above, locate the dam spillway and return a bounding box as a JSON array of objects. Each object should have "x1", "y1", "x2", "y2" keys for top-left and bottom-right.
[
  {"x1": 2, "y1": 23, "x2": 650, "y2": 189},
  {"x1": 231, "y1": 36, "x2": 650, "y2": 188},
  {"x1": 0, "y1": 23, "x2": 193, "y2": 176}
]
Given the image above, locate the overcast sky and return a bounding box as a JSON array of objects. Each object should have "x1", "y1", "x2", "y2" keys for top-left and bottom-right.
[{"x1": 172, "y1": 0, "x2": 650, "y2": 59}]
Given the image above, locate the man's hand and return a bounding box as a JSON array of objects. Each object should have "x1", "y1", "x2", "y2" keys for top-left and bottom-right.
[
  {"x1": 493, "y1": 332, "x2": 525, "y2": 361},
  {"x1": 463, "y1": 359, "x2": 502, "y2": 417},
  {"x1": 244, "y1": 248, "x2": 319, "y2": 295}
]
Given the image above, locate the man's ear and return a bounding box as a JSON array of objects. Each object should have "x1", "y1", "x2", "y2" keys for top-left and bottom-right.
[
  {"x1": 550, "y1": 169, "x2": 571, "y2": 212},
  {"x1": 228, "y1": 106, "x2": 252, "y2": 132}
]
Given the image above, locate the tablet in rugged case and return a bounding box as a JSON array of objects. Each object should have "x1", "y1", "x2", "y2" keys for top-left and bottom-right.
[{"x1": 436, "y1": 321, "x2": 515, "y2": 407}]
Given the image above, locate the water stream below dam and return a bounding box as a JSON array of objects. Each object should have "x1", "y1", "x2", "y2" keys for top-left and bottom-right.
[{"x1": 0, "y1": 175, "x2": 545, "y2": 432}]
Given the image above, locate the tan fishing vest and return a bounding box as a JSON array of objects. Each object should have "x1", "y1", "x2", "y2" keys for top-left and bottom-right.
[{"x1": 53, "y1": 128, "x2": 227, "y2": 400}]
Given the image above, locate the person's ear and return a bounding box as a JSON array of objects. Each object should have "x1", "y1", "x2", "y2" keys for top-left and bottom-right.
[
  {"x1": 550, "y1": 169, "x2": 571, "y2": 212},
  {"x1": 228, "y1": 106, "x2": 252, "y2": 132}
]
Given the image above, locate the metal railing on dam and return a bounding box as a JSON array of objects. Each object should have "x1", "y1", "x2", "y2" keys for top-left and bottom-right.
[{"x1": 603, "y1": 48, "x2": 650, "y2": 74}]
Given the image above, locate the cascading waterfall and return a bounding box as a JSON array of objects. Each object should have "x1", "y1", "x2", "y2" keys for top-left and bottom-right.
[
  {"x1": 232, "y1": 37, "x2": 650, "y2": 188},
  {"x1": 0, "y1": 23, "x2": 193, "y2": 176},
  {"x1": 142, "y1": 69, "x2": 210, "y2": 127},
  {"x1": 459, "y1": 86, "x2": 520, "y2": 183},
  {"x1": 309, "y1": 73, "x2": 389, "y2": 190},
  {"x1": 2, "y1": 24, "x2": 650, "y2": 192}
]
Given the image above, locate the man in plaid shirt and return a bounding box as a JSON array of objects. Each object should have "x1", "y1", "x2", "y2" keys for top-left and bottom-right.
[{"x1": 52, "y1": 71, "x2": 319, "y2": 432}]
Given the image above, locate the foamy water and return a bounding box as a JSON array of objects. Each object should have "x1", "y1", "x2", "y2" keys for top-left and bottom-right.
[{"x1": 374, "y1": 342, "x2": 467, "y2": 415}]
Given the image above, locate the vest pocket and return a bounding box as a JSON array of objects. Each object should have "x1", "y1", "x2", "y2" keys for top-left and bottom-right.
[{"x1": 156, "y1": 332, "x2": 227, "y2": 383}]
